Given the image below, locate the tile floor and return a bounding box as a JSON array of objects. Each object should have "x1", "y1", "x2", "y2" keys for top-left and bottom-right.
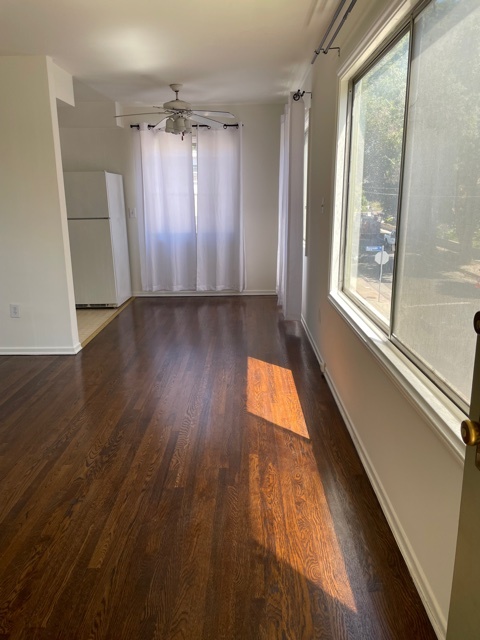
[{"x1": 76, "y1": 303, "x2": 130, "y2": 347}]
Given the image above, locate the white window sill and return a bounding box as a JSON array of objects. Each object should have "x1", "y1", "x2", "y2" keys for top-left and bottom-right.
[{"x1": 328, "y1": 290, "x2": 466, "y2": 465}]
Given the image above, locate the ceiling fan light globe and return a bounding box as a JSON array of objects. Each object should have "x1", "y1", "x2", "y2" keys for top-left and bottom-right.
[
  {"x1": 184, "y1": 119, "x2": 192, "y2": 134},
  {"x1": 165, "y1": 117, "x2": 175, "y2": 133},
  {"x1": 174, "y1": 117, "x2": 186, "y2": 133}
]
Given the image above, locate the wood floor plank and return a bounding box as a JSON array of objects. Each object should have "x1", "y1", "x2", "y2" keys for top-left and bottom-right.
[{"x1": 0, "y1": 297, "x2": 437, "y2": 639}]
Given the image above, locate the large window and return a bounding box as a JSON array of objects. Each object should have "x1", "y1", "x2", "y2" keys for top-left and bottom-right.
[
  {"x1": 344, "y1": 32, "x2": 409, "y2": 325},
  {"x1": 341, "y1": 0, "x2": 480, "y2": 410}
]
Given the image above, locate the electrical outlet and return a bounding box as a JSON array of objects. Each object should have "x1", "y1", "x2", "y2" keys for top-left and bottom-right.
[
  {"x1": 128, "y1": 208, "x2": 137, "y2": 219},
  {"x1": 10, "y1": 304, "x2": 20, "y2": 318}
]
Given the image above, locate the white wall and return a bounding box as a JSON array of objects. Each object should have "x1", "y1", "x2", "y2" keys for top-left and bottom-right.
[
  {"x1": 231, "y1": 104, "x2": 284, "y2": 293},
  {"x1": 302, "y1": 1, "x2": 464, "y2": 637},
  {"x1": 59, "y1": 93, "x2": 130, "y2": 175},
  {"x1": 59, "y1": 98, "x2": 283, "y2": 295},
  {"x1": 52, "y1": 62, "x2": 75, "y2": 106},
  {"x1": 0, "y1": 56, "x2": 79, "y2": 354}
]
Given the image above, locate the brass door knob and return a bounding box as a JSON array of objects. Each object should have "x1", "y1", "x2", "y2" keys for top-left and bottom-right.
[{"x1": 460, "y1": 420, "x2": 480, "y2": 446}]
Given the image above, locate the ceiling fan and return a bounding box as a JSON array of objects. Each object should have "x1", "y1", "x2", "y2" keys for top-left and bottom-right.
[{"x1": 115, "y1": 83, "x2": 236, "y2": 134}]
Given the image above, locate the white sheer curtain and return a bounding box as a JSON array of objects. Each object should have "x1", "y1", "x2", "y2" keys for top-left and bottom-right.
[
  {"x1": 276, "y1": 96, "x2": 305, "y2": 320},
  {"x1": 196, "y1": 127, "x2": 244, "y2": 292},
  {"x1": 136, "y1": 124, "x2": 196, "y2": 291}
]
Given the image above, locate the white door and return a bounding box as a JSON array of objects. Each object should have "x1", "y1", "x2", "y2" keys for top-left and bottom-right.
[{"x1": 447, "y1": 312, "x2": 480, "y2": 638}]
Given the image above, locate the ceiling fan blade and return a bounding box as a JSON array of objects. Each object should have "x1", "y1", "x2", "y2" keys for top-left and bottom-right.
[
  {"x1": 189, "y1": 114, "x2": 224, "y2": 128},
  {"x1": 152, "y1": 116, "x2": 169, "y2": 130},
  {"x1": 192, "y1": 110, "x2": 236, "y2": 118},
  {"x1": 115, "y1": 111, "x2": 168, "y2": 119}
]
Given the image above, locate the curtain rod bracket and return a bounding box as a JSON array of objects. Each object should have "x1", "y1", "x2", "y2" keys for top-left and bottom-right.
[
  {"x1": 293, "y1": 90, "x2": 312, "y2": 102},
  {"x1": 314, "y1": 46, "x2": 341, "y2": 57},
  {"x1": 311, "y1": 0, "x2": 357, "y2": 65}
]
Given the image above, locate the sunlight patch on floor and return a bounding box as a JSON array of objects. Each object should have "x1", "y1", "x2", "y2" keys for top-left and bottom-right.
[
  {"x1": 246, "y1": 357, "x2": 309, "y2": 438},
  {"x1": 248, "y1": 450, "x2": 358, "y2": 615},
  {"x1": 247, "y1": 356, "x2": 357, "y2": 614}
]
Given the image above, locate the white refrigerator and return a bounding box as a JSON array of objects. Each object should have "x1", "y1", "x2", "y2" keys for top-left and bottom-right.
[{"x1": 64, "y1": 171, "x2": 132, "y2": 307}]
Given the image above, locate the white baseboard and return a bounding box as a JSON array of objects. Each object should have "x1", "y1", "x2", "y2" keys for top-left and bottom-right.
[
  {"x1": 301, "y1": 315, "x2": 325, "y2": 372},
  {"x1": 133, "y1": 290, "x2": 277, "y2": 297},
  {"x1": 324, "y1": 369, "x2": 446, "y2": 640},
  {"x1": 300, "y1": 317, "x2": 445, "y2": 639},
  {"x1": 0, "y1": 342, "x2": 82, "y2": 355}
]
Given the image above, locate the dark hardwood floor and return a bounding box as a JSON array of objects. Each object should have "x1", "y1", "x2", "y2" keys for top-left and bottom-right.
[{"x1": 0, "y1": 297, "x2": 436, "y2": 639}]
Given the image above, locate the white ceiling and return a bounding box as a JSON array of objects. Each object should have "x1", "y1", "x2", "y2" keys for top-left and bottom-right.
[{"x1": 0, "y1": 0, "x2": 338, "y2": 106}]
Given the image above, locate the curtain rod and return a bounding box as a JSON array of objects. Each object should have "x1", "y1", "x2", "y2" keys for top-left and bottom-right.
[
  {"x1": 311, "y1": 0, "x2": 357, "y2": 63},
  {"x1": 129, "y1": 124, "x2": 241, "y2": 130}
]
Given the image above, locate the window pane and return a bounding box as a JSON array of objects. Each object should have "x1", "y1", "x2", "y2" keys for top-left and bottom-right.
[
  {"x1": 393, "y1": 0, "x2": 480, "y2": 406},
  {"x1": 344, "y1": 33, "x2": 410, "y2": 323}
]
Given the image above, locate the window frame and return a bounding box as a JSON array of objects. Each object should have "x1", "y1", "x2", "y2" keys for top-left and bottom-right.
[
  {"x1": 303, "y1": 109, "x2": 310, "y2": 255},
  {"x1": 329, "y1": 0, "x2": 470, "y2": 455},
  {"x1": 341, "y1": 23, "x2": 412, "y2": 333}
]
